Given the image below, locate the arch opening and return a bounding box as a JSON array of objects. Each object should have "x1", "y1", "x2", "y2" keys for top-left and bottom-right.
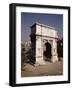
[{"x1": 43, "y1": 42, "x2": 52, "y2": 62}]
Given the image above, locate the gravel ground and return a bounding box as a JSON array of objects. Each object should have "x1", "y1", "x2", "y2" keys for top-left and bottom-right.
[{"x1": 21, "y1": 60, "x2": 63, "y2": 77}]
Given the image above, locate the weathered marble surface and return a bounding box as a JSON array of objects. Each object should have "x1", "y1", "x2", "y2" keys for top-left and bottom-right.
[{"x1": 31, "y1": 23, "x2": 58, "y2": 65}]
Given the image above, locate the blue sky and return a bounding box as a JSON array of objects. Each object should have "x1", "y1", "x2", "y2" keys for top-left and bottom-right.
[{"x1": 21, "y1": 12, "x2": 63, "y2": 41}]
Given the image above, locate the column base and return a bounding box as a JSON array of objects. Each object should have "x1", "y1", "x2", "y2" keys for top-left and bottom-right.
[
  {"x1": 35, "y1": 57, "x2": 45, "y2": 65},
  {"x1": 51, "y1": 56, "x2": 58, "y2": 62}
]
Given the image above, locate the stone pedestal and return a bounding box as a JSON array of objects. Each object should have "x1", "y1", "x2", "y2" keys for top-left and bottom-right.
[
  {"x1": 51, "y1": 56, "x2": 58, "y2": 62},
  {"x1": 35, "y1": 56, "x2": 45, "y2": 65}
]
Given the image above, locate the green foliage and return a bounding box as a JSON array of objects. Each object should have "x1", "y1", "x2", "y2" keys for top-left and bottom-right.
[
  {"x1": 57, "y1": 39, "x2": 63, "y2": 57},
  {"x1": 21, "y1": 44, "x2": 31, "y2": 70}
]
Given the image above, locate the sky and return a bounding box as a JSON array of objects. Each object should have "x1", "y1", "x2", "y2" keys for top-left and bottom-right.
[{"x1": 21, "y1": 12, "x2": 63, "y2": 42}]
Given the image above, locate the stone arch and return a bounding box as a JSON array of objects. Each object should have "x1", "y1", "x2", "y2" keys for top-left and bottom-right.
[{"x1": 30, "y1": 23, "x2": 58, "y2": 65}]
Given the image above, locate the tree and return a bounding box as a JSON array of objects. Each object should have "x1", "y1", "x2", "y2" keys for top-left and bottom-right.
[
  {"x1": 21, "y1": 42, "x2": 31, "y2": 70},
  {"x1": 57, "y1": 38, "x2": 63, "y2": 57}
]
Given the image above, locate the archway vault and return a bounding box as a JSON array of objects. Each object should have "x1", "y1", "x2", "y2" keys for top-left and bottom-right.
[{"x1": 43, "y1": 42, "x2": 52, "y2": 62}]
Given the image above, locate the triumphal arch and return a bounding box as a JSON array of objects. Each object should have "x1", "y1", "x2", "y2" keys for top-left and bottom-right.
[{"x1": 30, "y1": 23, "x2": 58, "y2": 65}]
